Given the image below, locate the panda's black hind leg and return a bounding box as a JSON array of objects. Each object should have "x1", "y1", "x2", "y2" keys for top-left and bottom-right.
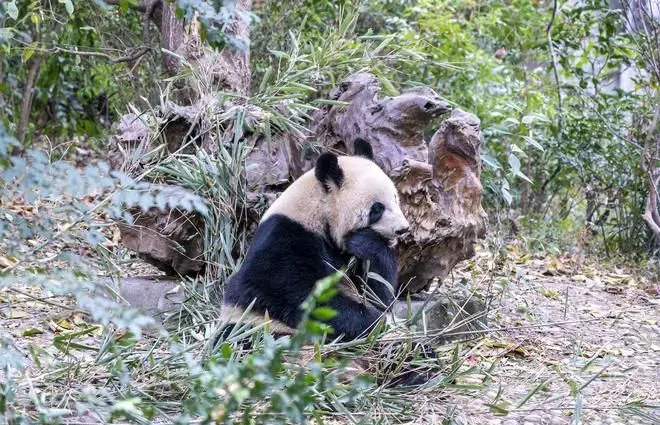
[{"x1": 378, "y1": 342, "x2": 440, "y2": 388}]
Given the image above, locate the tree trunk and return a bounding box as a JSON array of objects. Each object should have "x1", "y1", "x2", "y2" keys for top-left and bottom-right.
[
  {"x1": 642, "y1": 170, "x2": 660, "y2": 245},
  {"x1": 211, "y1": 0, "x2": 252, "y2": 96},
  {"x1": 160, "y1": 1, "x2": 185, "y2": 77},
  {"x1": 17, "y1": 56, "x2": 43, "y2": 144}
]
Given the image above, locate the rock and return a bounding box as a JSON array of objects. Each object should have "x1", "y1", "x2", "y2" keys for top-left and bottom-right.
[
  {"x1": 101, "y1": 276, "x2": 186, "y2": 319},
  {"x1": 393, "y1": 293, "x2": 488, "y2": 343}
]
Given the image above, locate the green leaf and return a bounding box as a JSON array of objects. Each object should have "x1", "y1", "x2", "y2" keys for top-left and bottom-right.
[
  {"x1": 23, "y1": 327, "x2": 43, "y2": 337},
  {"x1": 311, "y1": 99, "x2": 350, "y2": 106},
  {"x1": 22, "y1": 47, "x2": 34, "y2": 62},
  {"x1": 269, "y1": 50, "x2": 289, "y2": 60},
  {"x1": 521, "y1": 113, "x2": 550, "y2": 125},
  {"x1": 516, "y1": 170, "x2": 533, "y2": 184},
  {"x1": 315, "y1": 287, "x2": 338, "y2": 303},
  {"x1": 307, "y1": 321, "x2": 332, "y2": 335},
  {"x1": 381, "y1": 77, "x2": 399, "y2": 96},
  {"x1": 0, "y1": 27, "x2": 13, "y2": 43},
  {"x1": 485, "y1": 402, "x2": 510, "y2": 416},
  {"x1": 258, "y1": 66, "x2": 273, "y2": 94},
  {"x1": 516, "y1": 378, "x2": 552, "y2": 408},
  {"x1": 508, "y1": 153, "x2": 521, "y2": 176},
  {"x1": 481, "y1": 152, "x2": 502, "y2": 169},
  {"x1": 53, "y1": 327, "x2": 100, "y2": 353},
  {"x1": 501, "y1": 186, "x2": 513, "y2": 205},
  {"x1": 371, "y1": 35, "x2": 394, "y2": 55},
  {"x1": 288, "y1": 81, "x2": 317, "y2": 92},
  {"x1": 6, "y1": 1, "x2": 18, "y2": 20},
  {"x1": 312, "y1": 306, "x2": 337, "y2": 321},
  {"x1": 510, "y1": 144, "x2": 526, "y2": 155},
  {"x1": 521, "y1": 135, "x2": 544, "y2": 151},
  {"x1": 220, "y1": 341, "x2": 233, "y2": 359},
  {"x1": 119, "y1": 0, "x2": 129, "y2": 13},
  {"x1": 58, "y1": 0, "x2": 74, "y2": 15}
]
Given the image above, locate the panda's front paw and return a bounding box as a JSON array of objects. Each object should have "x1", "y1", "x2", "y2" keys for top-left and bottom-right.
[{"x1": 344, "y1": 228, "x2": 390, "y2": 260}]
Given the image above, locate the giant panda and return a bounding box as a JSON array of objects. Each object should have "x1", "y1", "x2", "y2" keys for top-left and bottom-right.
[{"x1": 218, "y1": 139, "x2": 436, "y2": 385}]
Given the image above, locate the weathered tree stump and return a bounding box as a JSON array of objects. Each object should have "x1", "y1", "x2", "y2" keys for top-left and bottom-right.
[
  {"x1": 395, "y1": 110, "x2": 488, "y2": 292},
  {"x1": 111, "y1": 72, "x2": 487, "y2": 294},
  {"x1": 307, "y1": 73, "x2": 488, "y2": 293},
  {"x1": 116, "y1": 185, "x2": 206, "y2": 276}
]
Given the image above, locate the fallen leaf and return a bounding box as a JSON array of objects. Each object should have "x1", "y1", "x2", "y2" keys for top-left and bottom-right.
[
  {"x1": 5, "y1": 310, "x2": 28, "y2": 319},
  {"x1": 72, "y1": 313, "x2": 87, "y2": 326},
  {"x1": 512, "y1": 346, "x2": 530, "y2": 357},
  {"x1": 537, "y1": 288, "x2": 559, "y2": 299},
  {"x1": 23, "y1": 327, "x2": 44, "y2": 337},
  {"x1": 0, "y1": 256, "x2": 17, "y2": 268},
  {"x1": 56, "y1": 318, "x2": 75, "y2": 330},
  {"x1": 620, "y1": 348, "x2": 635, "y2": 357}
]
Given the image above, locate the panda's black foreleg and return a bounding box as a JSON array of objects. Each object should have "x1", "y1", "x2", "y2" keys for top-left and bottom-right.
[
  {"x1": 326, "y1": 294, "x2": 386, "y2": 341},
  {"x1": 344, "y1": 228, "x2": 398, "y2": 308}
]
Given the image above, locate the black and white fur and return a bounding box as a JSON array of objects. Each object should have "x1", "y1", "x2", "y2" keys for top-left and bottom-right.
[{"x1": 220, "y1": 139, "x2": 409, "y2": 341}]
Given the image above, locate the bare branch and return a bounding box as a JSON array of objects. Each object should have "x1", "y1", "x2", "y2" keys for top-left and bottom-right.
[
  {"x1": 641, "y1": 169, "x2": 660, "y2": 242},
  {"x1": 46, "y1": 46, "x2": 152, "y2": 64},
  {"x1": 546, "y1": 0, "x2": 563, "y2": 145}
]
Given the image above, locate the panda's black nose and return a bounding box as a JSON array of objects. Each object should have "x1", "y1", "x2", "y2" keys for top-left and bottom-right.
[{"x1": 395, "y1": 227, "x2": 409, "y2": 236}]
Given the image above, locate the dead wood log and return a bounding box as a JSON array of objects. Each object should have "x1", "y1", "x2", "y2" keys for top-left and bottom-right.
[
  {"x1": 307, "y1": 73, "x2": 487, "y2": 293},
  {"x1": 394, "y1": 110, "x2": 488, "y2": 292},
  {"x1": 117, "y1": 185, "x2": 206, "y2": 276},
  {"x1": 308, "y1": 72, "x2": 450, "y2": 174},
  {"x1": 111, "y1": 72, "x2": 487, "y2": 294}
]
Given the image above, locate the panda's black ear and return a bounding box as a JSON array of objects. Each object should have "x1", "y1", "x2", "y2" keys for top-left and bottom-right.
[
  {"x1": 354, "y1": 138, "x2": 374, "y2": 160},
  {"x1": 315, "y1": 153, "x2": 344, "y2": 192}
]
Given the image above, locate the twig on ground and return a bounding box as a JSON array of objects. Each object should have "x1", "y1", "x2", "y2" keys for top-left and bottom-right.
[{"x1": 5, "y1": 287, "x2": 83, "y2": 313}]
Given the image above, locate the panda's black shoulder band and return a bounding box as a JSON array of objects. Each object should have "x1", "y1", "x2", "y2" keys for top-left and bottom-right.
[
  {"x1": 315, "y1": 153, "x2": 344, "y2": 192},
  {"x1": 354, "y1": 138, "x2": 374, "y2": 160}
]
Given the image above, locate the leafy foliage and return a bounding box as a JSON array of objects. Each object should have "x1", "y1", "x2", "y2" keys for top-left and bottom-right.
[
  {"x1": 0, "y1": 0, "x2": 153, "y2": 144},
  {"x1": 0, "y1": 123, "x2": 204, "y2": 423},
  {"x1": 176, "y1": 0, "x2": 256, "y2": 51},
  {"x1": 251, "y1": 0, "x2": 657, "y2": 254},
  {"x1": 178, "y1": 273, "x2": 370, "y2": 425}
]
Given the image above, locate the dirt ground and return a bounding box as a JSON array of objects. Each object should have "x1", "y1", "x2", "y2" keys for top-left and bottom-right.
[
  {"x1": 1, "y1": 244, "x2": 658, "y2": 424},
  {"x1": 439, "y1": 246, "x2": 659, "y2": 425}
]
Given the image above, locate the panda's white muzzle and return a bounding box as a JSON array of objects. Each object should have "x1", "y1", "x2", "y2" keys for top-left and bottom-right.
[{"x1": 372, "y1": 209, "x2": 410, "y2": 241}]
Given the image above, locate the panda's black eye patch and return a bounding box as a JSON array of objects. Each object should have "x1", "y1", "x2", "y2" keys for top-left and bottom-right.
[{"x1": 368, "y1": 202, "x2": 385, "y2": 224}]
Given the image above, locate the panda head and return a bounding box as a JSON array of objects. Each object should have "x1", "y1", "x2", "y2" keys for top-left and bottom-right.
[{"x1": 314, "y1": 138, "x2": 410, "y2": 247}]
